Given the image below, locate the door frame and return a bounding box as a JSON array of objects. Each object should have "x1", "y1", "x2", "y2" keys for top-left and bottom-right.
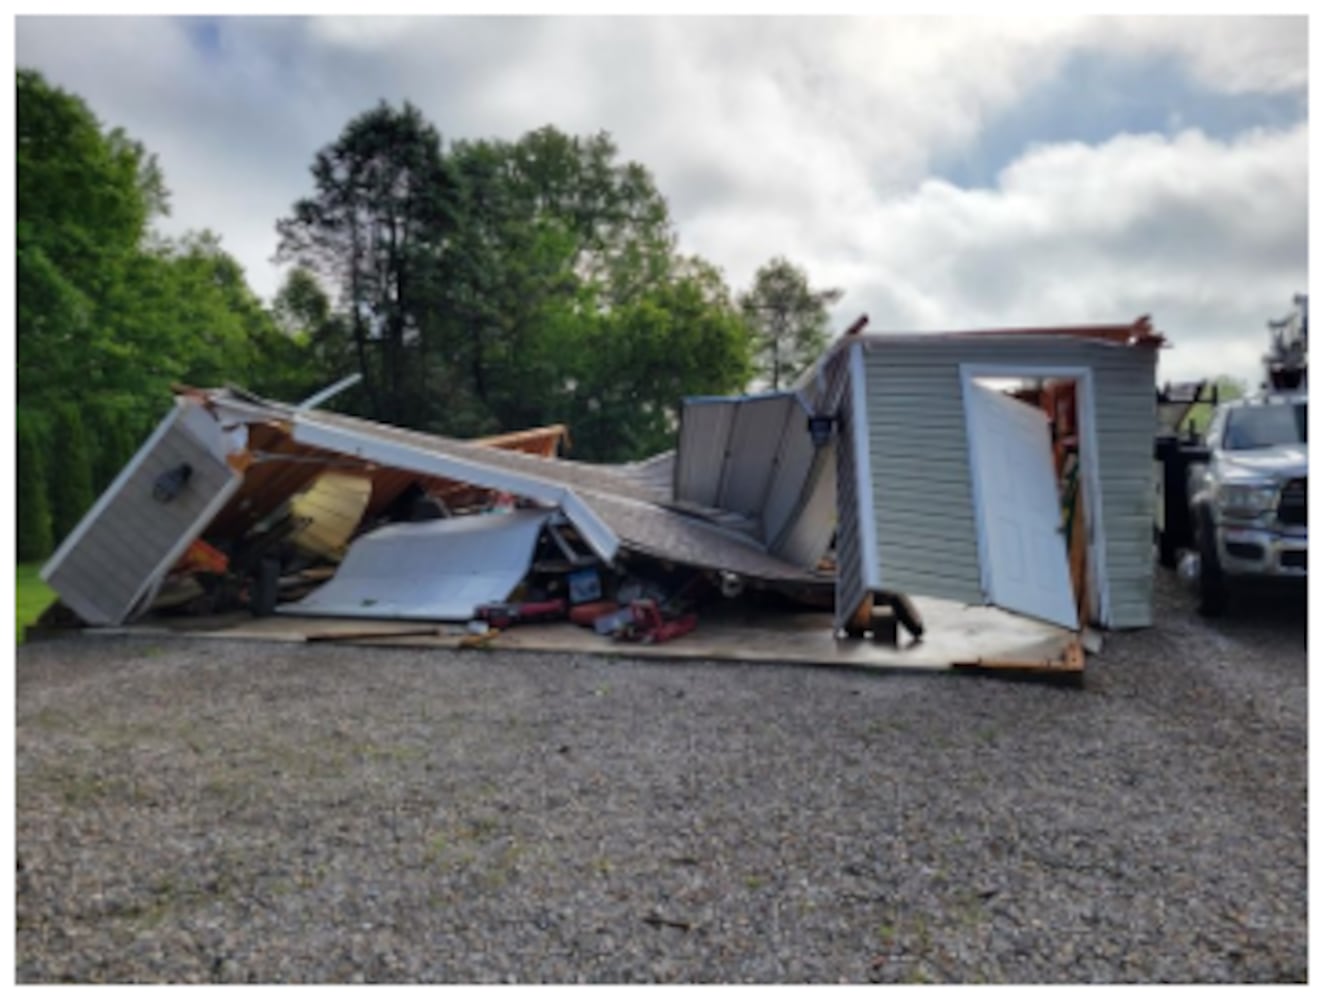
[{"x1": 959, "y1": 363, "x2": 1111, "y2": 627}]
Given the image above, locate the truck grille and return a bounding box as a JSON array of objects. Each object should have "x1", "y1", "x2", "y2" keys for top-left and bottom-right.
[
  {"x1": 1278, "y1": 478, "x2": 1307, "y2": 526},
  {"x1": 1281, "y1": 550, "x2": 1308, "y2": 570}
]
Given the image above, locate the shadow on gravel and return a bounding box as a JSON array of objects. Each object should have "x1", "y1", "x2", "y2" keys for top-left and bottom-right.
[{"x1": 1157, "y1": 571, "x2": 1307, "y2": 648}]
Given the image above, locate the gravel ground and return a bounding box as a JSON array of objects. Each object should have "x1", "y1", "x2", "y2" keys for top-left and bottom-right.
[{"x1": 16, "y1": 570, "x2": 1306, "y2": 983}]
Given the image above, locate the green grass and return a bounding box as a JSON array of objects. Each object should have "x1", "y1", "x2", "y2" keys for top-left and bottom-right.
[{"x1": 16, "y1": 563, "x2": 56, "y2": 645}]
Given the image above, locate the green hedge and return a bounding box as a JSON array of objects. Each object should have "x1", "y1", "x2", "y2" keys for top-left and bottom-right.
[
  {"x1": 17, "y1": 412, "x2": 53, "y2": 561},
  {"x1": 47, "y1": 403, "x2": 95, "y2": 545}
]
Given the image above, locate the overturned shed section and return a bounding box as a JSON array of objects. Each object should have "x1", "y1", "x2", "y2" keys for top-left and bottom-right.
[{"x1": 819, "y1": 320, "x2": 1163, "y2": 631}]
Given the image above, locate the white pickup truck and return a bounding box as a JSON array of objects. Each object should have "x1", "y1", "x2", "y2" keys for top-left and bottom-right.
[{"x1": 1186, "y1": 391, "x2": 1307, "y2": 615}]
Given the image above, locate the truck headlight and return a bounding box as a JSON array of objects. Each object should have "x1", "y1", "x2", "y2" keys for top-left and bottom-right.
[{"x1": 1217, "y1": 482, "x2": 1280, "y2": 518}]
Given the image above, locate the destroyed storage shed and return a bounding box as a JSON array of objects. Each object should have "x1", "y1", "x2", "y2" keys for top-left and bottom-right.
[
  {"x1": 39, "y1": 316, "x2": 1163, "y2": 673},
  {"x1": 813, "y1": 318, "x2": 1164, "y2": 633}
]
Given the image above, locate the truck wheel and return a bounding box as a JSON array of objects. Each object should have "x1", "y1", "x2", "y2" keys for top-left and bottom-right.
[
  {"x1": 1156, "y1": 526, "x2": 1179, "y2": 569},
  {"x1": 1196, "y1": 513, "x2": 1228, "y2": 617}
]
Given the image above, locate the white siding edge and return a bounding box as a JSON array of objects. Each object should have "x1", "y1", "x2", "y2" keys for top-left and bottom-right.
[
  {"x1": 849, "y1": 341, "x2": 881, "y2": 591},
  {"x1": 957, "y1": 372, "x2": 993, "y2": 602}
]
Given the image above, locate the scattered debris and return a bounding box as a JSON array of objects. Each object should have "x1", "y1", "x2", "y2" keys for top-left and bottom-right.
[{"x1": 474, "y1": 598, "x2": 568, "y2": 630}]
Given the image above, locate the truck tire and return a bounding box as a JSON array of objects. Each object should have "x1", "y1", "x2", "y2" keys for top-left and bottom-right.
[
  {"x1": 1156, "y1": 526, "x2": 1179, "y2": 569},
  {"x1": 1196, "y1": 511, "x2": 1228, "y2": 617}
]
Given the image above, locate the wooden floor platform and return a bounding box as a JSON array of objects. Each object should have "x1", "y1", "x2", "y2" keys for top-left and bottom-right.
[{"x1": 85, "y1": 594, "x2": 1086, "y2": 677}]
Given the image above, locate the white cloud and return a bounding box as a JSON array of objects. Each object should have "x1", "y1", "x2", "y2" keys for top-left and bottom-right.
[
  {"x1": 14, "y1": 14, "x2": 1308, "y2": 387},
  {"x1": 819, "y1": 124, "x2": 1308, "y2": 384},
  {"x1": 1087, "y1": 14, "x2": 1308, "y2": 95}
]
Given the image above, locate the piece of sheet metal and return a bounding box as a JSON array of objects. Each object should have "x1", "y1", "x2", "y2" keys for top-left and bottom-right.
[{"x1": 281, "y1": 509, "x2": 550, "y2": 621}]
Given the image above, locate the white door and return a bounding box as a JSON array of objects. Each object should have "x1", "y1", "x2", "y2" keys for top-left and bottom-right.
[{"x1": 965, "y1": 382, "x2": 1079, "y2": 628}]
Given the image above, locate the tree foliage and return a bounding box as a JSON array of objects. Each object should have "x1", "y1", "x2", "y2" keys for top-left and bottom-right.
[
  {"x1": 47, "y1": 404, "x2": 95, "y2": 544},
  {"x1": 19, "y1": 70, "x2": 842, "y2": 561},
  {"x1": 17, "y1": 68, "x2": 313, "y2": 554},
  {"x1": 276, "y1": 101, "x2": 457, "y2": 426},
  {"x1": 17, "y1": 412, "x2": 54, "y2": 561},
  {"x1": 738, "y1": 257, "x2": 842, "y2": 390},
  {"x1": 278, "y1": 106, "x2": 757, "y2": 459}
]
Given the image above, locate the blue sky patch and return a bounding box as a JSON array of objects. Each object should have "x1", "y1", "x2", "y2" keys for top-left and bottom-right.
[
  {"x1": 936, "y1": 48, "x2": 1306, "y2": 189},
  {"x1": 181, "y1": 16, "x2": 223, "y2": 59}
]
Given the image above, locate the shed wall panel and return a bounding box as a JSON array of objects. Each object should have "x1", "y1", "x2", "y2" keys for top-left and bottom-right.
[
  {"x1": 674, "y1": 401, "x2": 736, "y2": 507},
  {"x1": 716, "y1": 396, "x2": 795, "y2": 517},
  {"x1": 771, "y1": 444, "x2": 837, "y2": 568},
  {"x1": 44, "y1": 408, "x2": 239, "y2": 625},
  {"x1": 762, "y1": 402, "x2": 817, "y2": 542},
  {"x1": 858, "y1": 337, "x2": 1158, "y2": 626}
]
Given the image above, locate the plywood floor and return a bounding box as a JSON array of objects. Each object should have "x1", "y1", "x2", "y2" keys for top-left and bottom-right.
[{"x1": 92, "y1": 594, "x2": 1082, "y2": 675}]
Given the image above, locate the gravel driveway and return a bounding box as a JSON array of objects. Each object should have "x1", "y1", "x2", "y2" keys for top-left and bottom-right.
[{"x1": 15, "y1": 571, "x2": 1306, "y2": 983}]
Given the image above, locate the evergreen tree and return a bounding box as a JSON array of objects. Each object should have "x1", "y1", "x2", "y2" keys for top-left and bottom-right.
[
  {"x1": 47, "y1": 403, "x2": 95, "y2": 544},
  {"x1": 17, "y1": 412, "x2": 54, "y2": 561}
]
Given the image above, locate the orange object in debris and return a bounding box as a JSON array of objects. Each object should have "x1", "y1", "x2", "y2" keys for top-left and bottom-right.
[
  {"x1": 570, "y1": 600, "x2": 620, "y2": 627},
  {"x1": 174, "y1": 538, "x2": 229, "y2": 575}
]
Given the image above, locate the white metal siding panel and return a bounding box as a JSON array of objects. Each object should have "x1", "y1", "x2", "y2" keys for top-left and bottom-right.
[
  {"x1": 762, "y1": 400, "x2": 816, "y2": 542},
  {"x1": 861, "y1": 337, "x2": 1158, "y2": 626},
  {"x1": 834, "y1": 388, "x2": 866, "y2": 629},
  {"x1": 770, "y1": 444, "x2": 837, "y2": 568},
  {"x1": 43, "y1": 409, "x2": 239, "y2": 625},
  {"x1": 716, "y1": 395, "x2": 794, "y2": 517},
  {"x1": 675, "y1": 401, "x2": 736, "y2": 506}
]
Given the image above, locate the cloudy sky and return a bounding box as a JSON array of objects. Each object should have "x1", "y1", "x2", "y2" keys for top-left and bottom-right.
[{"x1": 15, "y1": 14, "x2": 1309, "y2": 385}]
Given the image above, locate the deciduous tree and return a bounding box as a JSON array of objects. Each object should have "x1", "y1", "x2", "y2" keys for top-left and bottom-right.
[{"x1": 739, "y1": 257, "x2": 842, "y2": 390}]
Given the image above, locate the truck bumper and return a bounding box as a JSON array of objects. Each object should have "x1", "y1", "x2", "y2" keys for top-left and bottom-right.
[{"x1": 1215, "y1": 523, "x2": 1308, "y2": 577}]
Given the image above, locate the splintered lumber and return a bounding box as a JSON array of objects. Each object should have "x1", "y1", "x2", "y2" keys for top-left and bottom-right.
[
  {"x1": 304, "y1": 626, "x2": 442, "y2": 643},
  {"x1": 845, "y1": 594, "x2": 874, "y2": 637},
  {"x1": 951, "y1": 637, "x2": 1086, "y2": 676}
]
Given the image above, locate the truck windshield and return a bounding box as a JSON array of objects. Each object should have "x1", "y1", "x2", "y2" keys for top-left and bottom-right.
[{"x1": 1223, "y1": 402, "x2": 1307, "y2": 450}]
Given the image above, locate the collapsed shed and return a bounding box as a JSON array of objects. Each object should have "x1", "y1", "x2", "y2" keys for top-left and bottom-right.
[{"x1": 39, "y1": 316, "x2": 1163, "y2": 670}]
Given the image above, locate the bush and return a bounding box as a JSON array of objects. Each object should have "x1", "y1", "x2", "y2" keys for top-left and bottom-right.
[
  {"x1": 47, "y1": 403, "x2": 95, "y2": 545},
  {"x1": 17, "y1": 412, "x2": 54, "y2": 561},
  {"x1": 88, "y1": 399, "x2": 138, "y2": 493}
]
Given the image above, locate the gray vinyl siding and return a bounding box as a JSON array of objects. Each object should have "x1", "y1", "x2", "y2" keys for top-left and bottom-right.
[
  {"x1": 860, "y1": 337, "x2": 1158, "y2": 628},
  {"x1": 43, "y1": 405, "x2": 238, "y2": 625}
]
